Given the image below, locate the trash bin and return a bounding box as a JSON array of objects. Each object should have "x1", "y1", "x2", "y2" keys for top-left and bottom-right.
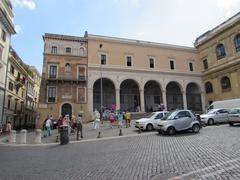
[{"x1": 59, "y1": 125, "x2": 69, "y2": 145}]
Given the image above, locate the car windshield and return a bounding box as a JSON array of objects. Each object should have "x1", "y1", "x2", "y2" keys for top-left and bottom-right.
[
  {"x1": 162, "y1": 111, "x2": 177, "y2": 120},
  {"x1": 145, "y1": 113, "x2": 155, "y2": 118},
  {"x1": 229, "y1": 109, "x2": 240, "y2": 114},
  {"x1": 206, "y1": 109, "x2": 217, "y2": 114}
]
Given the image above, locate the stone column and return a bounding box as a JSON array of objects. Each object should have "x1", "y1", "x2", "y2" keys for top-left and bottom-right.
[
  {"x1": 182, "y1": 91, "x2": 187, "y2": 109},
  {"x1": 140, "y1": 89, "x2": 145, "y2": 112},
  {"x1": 162, "y1": 90, "x2": 167, "y2": 110},
  {"x1": 34, "y1": 129, "x2": 42, "y2": 144},
  {"x1": 201, "y1": 92, "x2": 205, "y2": 112},
  {"x1": 116, "y1": 89, "x2": 120, "y2": 110},
  {"x1": 8, "y1": 130, "x2": 16, "y2": 143},
  {"x1": 88, "y1": 88, "x2": 93, "y2": 113},
  {"x1": 20, "y1": 129, "x2": 27, "y2": 144}
]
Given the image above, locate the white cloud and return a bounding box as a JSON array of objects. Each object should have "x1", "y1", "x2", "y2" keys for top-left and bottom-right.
[
  {"x1": 15, "y1": 24, "x2": 22, "y2": 33},
  {"x1": 12, "y1": 0, "x2": 36, "y2": 10}
]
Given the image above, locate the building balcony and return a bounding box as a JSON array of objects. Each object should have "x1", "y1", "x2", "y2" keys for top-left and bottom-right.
[{"x1": 47, "y1": 75, "x2": 87, "y2": 83}]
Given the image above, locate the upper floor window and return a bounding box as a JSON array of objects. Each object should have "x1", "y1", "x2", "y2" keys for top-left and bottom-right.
[
  {"x1": 221, "y1": 76, "x2": 231, "y2": 90},
  {"x1": 101, "y1": 54, "x2": 107, "y2": 65},
  {"x1": 170, "y1": 60, "x2": 175, "y2": 70},
  {"x1": 126, "y1": 56, "x2": 132, "y2": 67},
  {"x1": 234, "y1": 34, "x2": 240, "y2": 52},
  {"x1": 51, "y1": 46, "x2": 57, "y2": 54},
  {"x1": 65, "y1": 63, "x2": 71, "y2": 72},
  {"x1": 10, "y1": 65, "x2": 14, "y2": 75},
  {"x1": 1, "y1": 29, "x2": 6, "y2": 42},
  {"x1": 205, "y1": 82, "x2": 213, "y2": 94},
  {"x1": 80, "y1": 47, "x2": 84, "y2": 56},
  {"x1": 216, "y1": 44, "x2": 226, "y2": 60},
  {"x1": 149, "y1": 58, "x2": 155, "y2": 68},
  {"x1": 47, "y1": 86, "x2": 56, "y2": 103},
  {"x1": 189, "y1": 62, "x2": 193, "y2": 71},
  {"x1": 66, "y1": 47, "x2": 71, "y2": 53},
  {"x1": 8, "y1": 82, "x2": 13, "y2": 91},
  {"x1": 49, "y1": 65, "x2": 57, "y2": 78},
  {"x1": 203, "y1": 59, "x2": 208, "y2": 70}
]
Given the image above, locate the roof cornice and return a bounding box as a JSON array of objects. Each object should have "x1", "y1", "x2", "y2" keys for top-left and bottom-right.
[
  {"x1": 43, "y1": 33, "x2": 86, "y2": 42},
  {"x1": 0, "y1": 6, "x2": 15, "y2": 34},
  {"x1": 194, "y1": 12, "x2": 240, "y2": 47},
  {"x1": 87, "y1": 34, "x2": 197, "y2": 53}
]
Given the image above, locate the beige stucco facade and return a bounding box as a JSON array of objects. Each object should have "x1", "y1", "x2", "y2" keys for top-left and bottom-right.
[
  {"x1": 38, "y1": 34, "x2": 88, "y2": 128},
  {"x1": 195, "y1": 12, "x2": 240, "y2": 107},
  {"x1": 87, "y1": 34, "x2": 204, "y2": 115}
]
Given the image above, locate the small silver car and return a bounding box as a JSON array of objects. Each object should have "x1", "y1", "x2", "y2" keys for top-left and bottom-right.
[
  {"x1": 156, "y1": 110, "x2": 200, "y2": 135},
  {"x1": 228, "y1": 108, "x2": 240, "y2": 126},
  {"x1": 200, "y1": 108, "x2": 229, "y2": 125}
]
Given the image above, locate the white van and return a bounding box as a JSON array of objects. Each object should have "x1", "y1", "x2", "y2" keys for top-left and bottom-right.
[{"x1": 207, "y1": 98, "x2": 240, "y2": 112}]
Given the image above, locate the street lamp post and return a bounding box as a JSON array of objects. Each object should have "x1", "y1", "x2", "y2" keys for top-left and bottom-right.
[{"x1": 99, "y1": 44, "x2": 103, "y2": 123}]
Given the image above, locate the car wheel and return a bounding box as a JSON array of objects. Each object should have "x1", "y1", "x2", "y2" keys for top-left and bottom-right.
[
  {"x1": 192, "y1": 124, "x2": 200, "y2": 133},
  {"x1": 208, "y1": 118, "x2": 214, "y2": 125},
  {"x1": 167, "y1": 126, "x2": 175, "y2": 135},
  {"x1": 146, "y1": 124, "x2": 153, "y2": 131},
  {"x1": 229, "y1": 122, "x2": 234, "y2": 126}
]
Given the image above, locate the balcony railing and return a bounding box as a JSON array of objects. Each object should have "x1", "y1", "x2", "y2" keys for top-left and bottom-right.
[{"x1": 47, "y1": 75, "x2": 87, "y2": 82}]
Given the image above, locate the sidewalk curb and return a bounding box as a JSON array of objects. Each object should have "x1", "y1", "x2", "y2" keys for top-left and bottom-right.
[{"x1": 0, "y1": 131, "x2": 157, "y2": 147}]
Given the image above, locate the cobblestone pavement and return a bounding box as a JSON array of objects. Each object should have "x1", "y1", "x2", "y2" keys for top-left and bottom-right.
[{"x1": 1, "y1": 124, "x2": 240, "y2": 180}]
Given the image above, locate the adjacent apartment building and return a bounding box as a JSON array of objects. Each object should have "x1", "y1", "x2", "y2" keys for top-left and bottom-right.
[
  {"x1": 0, "y1": 0, "x2": 15, "y2": 125},
  {"x1": 38, "y1": 33, "x2": 87, "y2": 127},
  {"x1": 195, "y1": 12, "x2": 240, "y2": 106},
  {"x1": 3, "y1": 48, "x2": 41, "y2": 129}
]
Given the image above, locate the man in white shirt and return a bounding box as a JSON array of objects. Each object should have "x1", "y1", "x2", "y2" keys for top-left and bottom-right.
[{"x1": 45, "y1": 116, "x2": 52, "y2": 137}]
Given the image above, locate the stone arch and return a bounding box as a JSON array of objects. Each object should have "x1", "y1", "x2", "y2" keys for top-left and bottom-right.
[
  {"x1": 120, "y1": 79, "x2": 140, "y2": 112},
  {"x1": 93, "y1": 78, "x2": 116, "y2": 111},
  {"x1": 186, "y1": 82, "x2": 202, "y2": 111},
  {"x1": 144, "y1": 80, "x2": 162, "y2": 112},
  {"x1": 166, "y1": 81, "x2": 183, "y2": 110}
]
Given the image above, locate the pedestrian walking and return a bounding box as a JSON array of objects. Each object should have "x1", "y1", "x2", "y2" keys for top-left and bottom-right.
[
  {"x1": 6, "y1": 121, "x2": 12, "y2": 134},
  {"x1": 94, "y1": 110, "x2": 100, "y2": 129},
  {"x1": 44, "y1": 116, "x2": 52, "y2": 137},
  {"x1": 76, "y1": 113, "x2": 83, "y2": 139},
  {"x1": 109, "y1": 111, "x2": 115, "y2": 128},
  {"x1": 125, "y1": 110, "x2": 131, "y2": 128},
  {"x1": 117, "y1": 111, "x2": 124, "y2": 128}
]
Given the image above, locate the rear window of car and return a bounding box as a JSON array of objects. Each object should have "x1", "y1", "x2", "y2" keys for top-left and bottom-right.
[{"x1": 230, "y1": 109, "x2": 240, "y2": 114}]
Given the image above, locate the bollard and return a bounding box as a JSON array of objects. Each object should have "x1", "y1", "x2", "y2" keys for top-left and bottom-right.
[
  {"x1": 138, "y1": 127, "x2": 141, "y2": 134},
  {"x1": 20, "y1": 129, "x2": 27, "y2": 144},
  {"x1": 34, "y1": 129, "x2": 42, "y2": 144},
  {"x1": 119, "y1": 129, "x2": 123, "y2": 136},
  {"x1": 56, "y1": 135, "x2": 59, "y2": 142},
  {"x1": 8, "y1": 130, "x2": 16, "y2": 143},
  {"x1": 97, "y1": 131, "x2": 101, "y2": 138}
]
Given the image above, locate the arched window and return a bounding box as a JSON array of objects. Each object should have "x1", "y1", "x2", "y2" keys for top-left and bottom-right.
[
  {"x1": 205, "y1": 82, "x2": 213, "y2": 94},
  {"x1": 51, "y1": 46, "x2": 57, "y2": 54},
  {"x1": 221, "y1": 76, "x2": 231, "y2": 90},
  {"x1": 65, "y1": 63, "x2": 71, "y2": 72},
  {"x1": 66, "y1": 47, "x2": 71, "y2": 53},
  {"x1": 216, "y1": 44, "x2": 226, "y2": 60},
  {"x1": 80, "y1": 47, "x2": 84, "y2": 56},
  {"x1": 234, "y1": 34, "x2": 240, "y2": 52}
]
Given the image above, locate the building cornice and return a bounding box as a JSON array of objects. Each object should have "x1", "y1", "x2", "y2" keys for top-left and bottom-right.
[
  {"x1": 0, "y1": 6, "x2": 15, "y2": 34},
  {"x1": 194, "y1": 12, "x2": 240, "y2": 47},
  {"x1": 88, "y1": 65, "x2": 202, "y2": 77},
  {"x1": 87, "y1": 34, "x2": 197, "y2": 53},
  {"x1": 43, "y1": 33, "x2": 86, "y2": 42},
  {"x1": 202, "y1": 56, "x2": 240, "y2": 78}
]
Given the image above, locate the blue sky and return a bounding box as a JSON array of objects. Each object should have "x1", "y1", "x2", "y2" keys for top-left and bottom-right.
[{"x1": 11, "y1": 0, "x2": 240, "y2": 73}]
